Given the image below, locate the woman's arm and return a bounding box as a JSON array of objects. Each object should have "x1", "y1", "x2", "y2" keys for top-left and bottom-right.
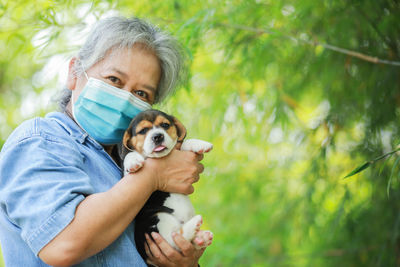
[{"x1": 38, "y1": 149, "x2": 203, "y2": 266}]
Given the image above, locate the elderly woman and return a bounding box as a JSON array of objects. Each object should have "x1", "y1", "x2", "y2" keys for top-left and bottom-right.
[{"x1": 0, "y1": 16, "x2": 208, "y2": 266}]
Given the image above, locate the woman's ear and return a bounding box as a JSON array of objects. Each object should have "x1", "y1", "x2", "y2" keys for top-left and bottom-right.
[
  {"x1": 67, "y1": 57, "x2": 78, "y2": 91},
  {"x1": 173, "y1": 117, "x2": 187, "y2": 143}
]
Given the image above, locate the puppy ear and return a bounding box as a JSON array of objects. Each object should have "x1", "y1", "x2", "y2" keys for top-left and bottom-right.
[
  {"x1": 122, "y1": 129, "x2": 134, "y2": 151},
  {"x1": 117, "y1": 129, "x2": 133, "y2": 162},
  {"x1": 173, "y1": 117, "x2": 187, "y2": 143}
]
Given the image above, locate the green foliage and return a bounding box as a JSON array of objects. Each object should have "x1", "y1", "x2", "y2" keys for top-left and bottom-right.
[
  {"x1": 344, "y1": 148, "x2": 400, "y2": 179},
  {"x1": 1, "y1": 0, "x2": 400, "y2": 266}
]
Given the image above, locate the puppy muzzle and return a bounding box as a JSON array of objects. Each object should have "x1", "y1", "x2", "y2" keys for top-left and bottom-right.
[
  {"x1": 143, "y1": 128, "x2": 176, "y2": 157},
  {"x1": 152, "y1": 133, "x2": 164, "y2": 146}
]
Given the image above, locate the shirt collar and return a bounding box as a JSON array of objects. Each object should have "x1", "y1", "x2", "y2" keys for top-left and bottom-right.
[{"x1": 45, "y1": 111, "x2": 103, "y2": 150}]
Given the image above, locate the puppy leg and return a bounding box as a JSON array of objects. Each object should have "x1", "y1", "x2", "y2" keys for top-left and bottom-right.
[
  {"x1": 123, "y1": 151, "x2": 145, "y2": 175},
  {"x1": 181, "y1": 215, "x2": 203, "y2": 242},
  {"x1": 181, "y1": 139, "x2": 213, "y2": 154},
  {"x1": 156, "y1": 213, "x2": 204, "y2": 250}
]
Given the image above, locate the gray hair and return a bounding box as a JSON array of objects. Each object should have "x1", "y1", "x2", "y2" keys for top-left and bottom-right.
[{"x1": 57, "y1": 16, "x2": 185, "y2": 111}]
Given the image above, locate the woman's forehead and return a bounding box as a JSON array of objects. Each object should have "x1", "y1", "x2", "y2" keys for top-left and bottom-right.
[{"x1": 99, "y1": 45, "x2": 157, "y2": 68}]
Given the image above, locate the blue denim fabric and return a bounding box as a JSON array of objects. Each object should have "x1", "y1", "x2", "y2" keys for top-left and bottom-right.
[{"x1": 0, "y1": 112, "x2": 146, "y2": 266}]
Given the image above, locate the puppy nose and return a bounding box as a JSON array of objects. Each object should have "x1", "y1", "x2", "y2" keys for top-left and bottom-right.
[{"x1": 152, "y1": 133, "x2": 164, "y2": 144}]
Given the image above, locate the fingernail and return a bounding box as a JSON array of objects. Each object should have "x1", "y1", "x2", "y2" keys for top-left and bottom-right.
[
  {"x1": 151, "y1": 232, "x2": 159, "y2": 240},
  {"x1": 172, "y1": 231, "x2": 177, "y2": 237}
]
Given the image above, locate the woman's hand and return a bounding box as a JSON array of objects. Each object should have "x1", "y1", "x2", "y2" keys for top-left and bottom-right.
[
  {"x1": 145, "y1": 149, "x2": 204, "y2": 195},
  {"x1": 144, "y1": 232, "x2": 205, "y2": 267}
]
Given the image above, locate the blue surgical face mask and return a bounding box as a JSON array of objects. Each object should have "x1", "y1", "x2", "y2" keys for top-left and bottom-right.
[{"x1": 72, "y1": 73, "x2": 152, "y2": 145}]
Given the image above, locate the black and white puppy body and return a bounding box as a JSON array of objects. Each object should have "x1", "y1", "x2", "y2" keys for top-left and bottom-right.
[{"x1": 121, "y1": 109, "x2": 213, "y2": 260}]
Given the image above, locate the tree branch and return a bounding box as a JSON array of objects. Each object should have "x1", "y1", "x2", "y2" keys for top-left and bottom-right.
[{"x1": 216, "y1": 22, "x2": 400, "y2": 67}]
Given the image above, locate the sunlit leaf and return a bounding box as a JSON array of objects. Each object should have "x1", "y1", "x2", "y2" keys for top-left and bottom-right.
[{"x1": 343, "y1": 161, "x2": 372, "y2": 179}]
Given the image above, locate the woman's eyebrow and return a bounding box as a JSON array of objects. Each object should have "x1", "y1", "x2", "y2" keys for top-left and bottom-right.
[
  {"x1": 143, "y1": 85, "x2": 156, "y2": 92},
  {"x1": 110, "y1": 67, "x2": 128, "y2": 78},
  {"x1": 109, "y1": 67, "x2": 156, "y2": 92}
]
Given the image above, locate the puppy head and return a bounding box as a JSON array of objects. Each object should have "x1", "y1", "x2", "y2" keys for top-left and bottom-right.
[{"x1": 122, "y1": 109, "x2": 186, "y2": 158}]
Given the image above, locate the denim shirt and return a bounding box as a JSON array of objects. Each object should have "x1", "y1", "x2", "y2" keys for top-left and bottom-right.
[{"x1": 0, "y1": 112, "x2": 146, "y2": 266}]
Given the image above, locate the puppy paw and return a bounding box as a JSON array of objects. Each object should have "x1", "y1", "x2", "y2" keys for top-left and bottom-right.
[
  {"x1": 123, "y1": 151, "x2": 145, "y2": 175},
  {"x1": 193, "y1": 230, "x2": 213, "y2": 249},
  {"x1": 181, "y1": 139, "x2": 213, "y2": 154},
  {"x1": 181, "y1": 215, "x2": 203, "y2": 241}
]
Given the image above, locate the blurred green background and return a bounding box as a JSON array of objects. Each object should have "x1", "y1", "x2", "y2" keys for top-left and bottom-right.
[{"x1": 1, "y1": 0, "x2": 400, "y2": 266}]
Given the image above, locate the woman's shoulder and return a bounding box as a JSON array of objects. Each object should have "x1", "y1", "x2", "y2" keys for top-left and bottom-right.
[{"x1": 2, "y1": 112, "x2": 77, "y2": 150}]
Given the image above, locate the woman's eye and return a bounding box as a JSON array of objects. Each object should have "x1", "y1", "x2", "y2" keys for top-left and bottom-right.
[
  {"x1": 135, "y1": 90, "x2": 148, "y2": 99},
  {"x1": 108, "y1": 76, "x2": 120, "y2": 84},
  {"x1": 160, "y1": 123, "x2": 170, "y2": 130}
]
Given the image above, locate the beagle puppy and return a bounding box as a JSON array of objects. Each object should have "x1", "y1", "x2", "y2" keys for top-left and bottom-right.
[{"x1": 120, "y1": 109, "x2": 213, "y2": 261}]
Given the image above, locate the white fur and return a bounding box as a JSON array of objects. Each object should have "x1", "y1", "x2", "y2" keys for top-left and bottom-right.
[
  {"x1": 181, "y1": 139, "x2": 213, "y2": 153},
  {"x1": 143, "y1": 127, "x2": 176, "y2": 158},
  {"x1": 123, "y1": 151, "x2": 145, "y2": 175},
  {"x1": 124, "y1": 130, "x2": 214, "y2": 249},
  {"x1": 164, "y1": 193, "x2": 195, "y2": 222}
]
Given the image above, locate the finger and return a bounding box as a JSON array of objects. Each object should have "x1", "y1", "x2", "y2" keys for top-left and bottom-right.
[
  {"x1": 146, "y1": 259, "x2": 159, "y2": 267},
  {"x1": 198, "y1": 163, "x2": 204, "y2": 174},
  {"x1": 185, "y1": 185, "x2": 195, "y2": 195},
  {"x1": 172, "y1": 232, "x2": 195, "y2": 257},
  {"x1": 195, "y1": 247, "x2": 206, "y2": 257},
  {"x1": 144, "y1": 236, "x2": 153, "y2": 257},
  {"x1": 196, "y1": 153, "x2": 204, "y2": 161},
  {"x1": 145, "y1": 239, "x2": 159, "y2": 266},
  {"x1": 194, "y1": 247, "x2": 206, "y2": 260},
  {"x1": 151, "y1": 232, "x2": 182, "y2": 262},
  {"x1": 192, "y1": 175, "x2": 200, "y2": 184},
  {"x1": 146, "y1": 233, "x2": 171, "y2": 265},
  {"x1": 145, "y1": 243, "x2": 158, "y2": 267},
  {"x1": 145, "y1": 234, "x2": 159, "y2": 259}
]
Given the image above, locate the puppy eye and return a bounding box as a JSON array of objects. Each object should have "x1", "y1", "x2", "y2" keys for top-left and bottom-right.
[
  {"x1": 137, "y1": 128, "x2": 149, "y2": 135},
  {"x1": 160, "y1": 123, "x2": 170, "y2": 130}
]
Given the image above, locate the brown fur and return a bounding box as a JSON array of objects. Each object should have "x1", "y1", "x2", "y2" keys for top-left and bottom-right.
[
  {"x1": 129, "y1": 120, "x2": 154, "y2": 153},
  {"x1": 122, "y1": 110, "x2": 187, "y2": 155}
]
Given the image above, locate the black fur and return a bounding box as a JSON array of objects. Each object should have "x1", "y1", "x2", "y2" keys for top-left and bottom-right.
[{"x1": 135, "y1": 191, "x2": 174, "y2": 260}]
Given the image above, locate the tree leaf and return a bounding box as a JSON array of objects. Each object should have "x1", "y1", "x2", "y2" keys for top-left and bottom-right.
[
  {"x1": 343, "y1": 161, "x2": 372, "y2": 179},
  {"x1": 344, "y1": 148, "x2": 400, "y2": 180}
]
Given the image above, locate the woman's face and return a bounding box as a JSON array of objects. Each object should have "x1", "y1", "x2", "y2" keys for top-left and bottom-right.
[{"x1": 67, "y1": 44, "x2": 161, "y2": 106}]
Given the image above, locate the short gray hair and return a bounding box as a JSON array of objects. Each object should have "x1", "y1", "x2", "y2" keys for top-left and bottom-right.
[{"x1": 58, "y1": 16, "x2": 185, "y2": 111}]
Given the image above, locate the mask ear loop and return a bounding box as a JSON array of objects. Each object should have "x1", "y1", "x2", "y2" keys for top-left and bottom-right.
[
  {"x1": 83, "y1": 71, "x2": 89, "y2": 81},
  {"x1": 71, "y1": 60, "x2": 89, "y2": 131},
  {"x1": 76, "y1": 58, "x2": 89, "y2": 81},
  {"x1": 72, "y1": 65, "x2": 89, "y2": 116}
]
